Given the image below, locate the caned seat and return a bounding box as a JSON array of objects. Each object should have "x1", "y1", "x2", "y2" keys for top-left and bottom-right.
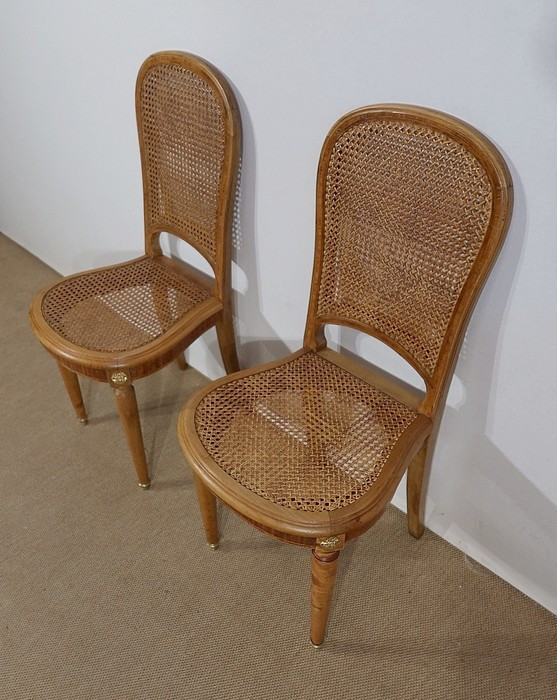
[
  {"x1": 193, "y1": 350, "x2": 420, "y2": 513},
  {"x1": 178, "y1": 104, "x2": 513, "y2": 646},
  {"x1": 40, "y1": 257, "x2": 212, "y2": 353},
  {"x1": 30, "y1": 51, "x2": 241, "y2": 487}
]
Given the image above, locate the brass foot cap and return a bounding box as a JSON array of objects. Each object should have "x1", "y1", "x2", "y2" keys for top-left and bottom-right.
[
  {"x1": 310, "y1": 641, "x2": 323, "y2": 649},
  {"x1": 138, "y1": 482, "x2": 150, "y2": 489},
  {"x1": 78, "y1": 418, "x2": 88, "y2": 425},
  {"x1": 208, "y1": 543, "x2": 219, "y2": 550}
]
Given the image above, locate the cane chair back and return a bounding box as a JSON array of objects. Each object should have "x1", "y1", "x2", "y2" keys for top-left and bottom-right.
[
  {"x1": 305, "y1": 105, "x2": 512, "y2": 416},
  {"x1": 178, "y1": 105, "x2": 512, "y2": 646},
  {"x1": 30, "y1": 51, "x2": 241, "y2": 488},
  {"x1": 138, "y1": 56, "x2": 235, "y2": 279}
]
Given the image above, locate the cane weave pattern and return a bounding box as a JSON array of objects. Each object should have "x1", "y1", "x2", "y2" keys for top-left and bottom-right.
[
  {"x1": 316, "y1": 118, "x2": 493, "y2": 377},
  {"x1": 41, "y1": 257, "x2": 210, "y2": 352},
  {"x1": 139, "y1": 63, "x2": 226, "y2": 266},
  {"x1": 195, "y1": 352, "x2": 418, "y2": 512}
]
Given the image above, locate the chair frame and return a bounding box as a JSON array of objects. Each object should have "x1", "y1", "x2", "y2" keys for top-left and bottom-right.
[
  {"x1": 179, "y1": 104, "x2": 513, "y2": 646},
  {"x1": 29, "y1": 51, "x2": 242, "y2": 488}
]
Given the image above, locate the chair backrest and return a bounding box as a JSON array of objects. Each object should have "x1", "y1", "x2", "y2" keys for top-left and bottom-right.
[
  {"x1": 304, "y1": 104, "x2": 513, "y2": 417},
  {"x1": 136, "y1": 51, "x2": 241, "y2": 298}
]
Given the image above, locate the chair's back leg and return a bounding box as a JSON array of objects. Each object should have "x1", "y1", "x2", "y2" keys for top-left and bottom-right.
[
  {"x1": 406, "y1": 441, "x2": 430, "y2": 539},
  {"x1": 176, "y1": 353, "x2": 188, "y2": 371},
  {"x1": 57, "y1": 362, "x2": 88, "y2": 424},
  {"x1": 215, "y1": 311, "x2": 240, "y2": 374},
  {"x1": 111, "y1": 376, "x2": 150, "y2": 488},
  {"x1": 310, "y1": 546, "x2": 340, "y2": 647}
]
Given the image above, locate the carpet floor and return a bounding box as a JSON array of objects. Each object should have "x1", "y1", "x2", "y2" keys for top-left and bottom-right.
[{"x1": 1, "y1": 232, "x2": 555, "y2": 699}]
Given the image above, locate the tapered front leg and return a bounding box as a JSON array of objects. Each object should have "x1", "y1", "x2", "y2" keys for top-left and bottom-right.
[
  {"x1": 193, "y1": 474, "x2": 219, "y2": 549},
  {"x1": 310, "y1": 537, "x2": 343, "y2": 647},
  {"x1": 57, "y1": 362, "x2": 88, "y2": 424},
  {"x1": 406, "y1": 441, "x2": 429, "y2": 539},
  {"x1": 110, "y1": 371, "x2": 150, "y2": 488}
]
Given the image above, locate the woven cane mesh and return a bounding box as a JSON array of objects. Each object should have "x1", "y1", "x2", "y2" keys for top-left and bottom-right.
[
  {"x1": 139, "y1": 62, "x2": 226, "y2": 266},
  {"x1": 316, "y1": 118, "x2": 493, "y2": 377},
  {"x1": 195, "y1": 352, "x2": 418, "y2": 512},
  {"x1": 41, "y1": 257, "x2": 210, "y2": 352}
]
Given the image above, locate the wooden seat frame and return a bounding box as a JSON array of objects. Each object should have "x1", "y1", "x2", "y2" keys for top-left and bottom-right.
[
  {"x1": 178, "y1": 104, "x2": 513, "y2": 646},
  {"x1": 29, "y1": 51, "x2": 241, "y2": 487}
]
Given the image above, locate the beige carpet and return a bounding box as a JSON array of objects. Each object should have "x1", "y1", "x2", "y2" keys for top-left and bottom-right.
[{"x1": 1, "y1": 232, "x2": 555, "y2": 700}]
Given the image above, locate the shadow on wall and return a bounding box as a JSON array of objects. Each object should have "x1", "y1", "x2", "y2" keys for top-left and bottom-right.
[
  {"x1": 336, "y1": 156, "x2": 556, "y2": 611},
  {"x1": 200, "y1": 82, "x2": 293, "y2": 370},
  {"x1": 432, "y1": 162, "x2": 557, "y2": 610}
]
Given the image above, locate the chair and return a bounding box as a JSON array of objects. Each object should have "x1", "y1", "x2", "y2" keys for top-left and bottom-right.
[
  {"x1": 177, "y1": 104, "x2": 513, "y2": 646},
  {"x1": 29, "y1": 51, "x2": 241, "y2": 488}
]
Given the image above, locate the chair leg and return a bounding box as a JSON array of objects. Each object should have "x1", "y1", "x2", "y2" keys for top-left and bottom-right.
[
  {"x1": 193, "y1": 474, "x2": 219, "y2": 549},
  {"x1": 215, "y1": 312, "x2": 240, "y2": 374},
  {"x1": 310, "y1": 547, "x2": 340, "y2": 647},
  {"x1": 112, "y1": 382, "x2": 150, "y2": 488},
  {"x1": 176, "y1": 353, "x2": 188, "y2": 371},
  {"x1": 407, "y1": 441, "x2": 429, "y2": 539},
  {"x1": 57, "y1": 362, "x2": 88, "y2": 424}
]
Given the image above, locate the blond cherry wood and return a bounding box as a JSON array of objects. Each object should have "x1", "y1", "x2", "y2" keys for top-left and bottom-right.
[
  {"x1": 178, "y1": 104, "x2": 513, "y2": 645},
  {"x1": 29, "y1": 51, "x2": 242, "y2": 486},
  {"x1": 406, "y1": 442, "x2": 429, "y2": 539},
  {"x1": 310, "y1": 547, "x2": 340, "y2": 647},
  {"x1": 193, "y1": 474, "x2": 219, "y2": 548},
  {"x1": 57, "y1": 362, "x2": 87, "y2": 424},
  {"x1": 113, "y1": 380, "x2": 150, "y2": 488}
]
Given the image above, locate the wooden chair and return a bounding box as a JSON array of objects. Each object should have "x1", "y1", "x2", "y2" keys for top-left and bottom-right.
[
  {"x1": 177, "y1": 105, "x2": 513, "y2": 646},
  {"x1": 29, "y1": 51, "x2": 241, "y2": 488}
]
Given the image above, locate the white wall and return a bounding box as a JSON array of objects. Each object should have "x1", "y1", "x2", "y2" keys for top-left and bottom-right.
[{"x1": 2, "y1": 0, "x2": 556, "y2": 612}]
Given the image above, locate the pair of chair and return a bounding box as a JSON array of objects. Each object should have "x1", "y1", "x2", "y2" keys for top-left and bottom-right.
[{"x1": 29, "y1": 52, "x2": 513, "y2": 647}]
